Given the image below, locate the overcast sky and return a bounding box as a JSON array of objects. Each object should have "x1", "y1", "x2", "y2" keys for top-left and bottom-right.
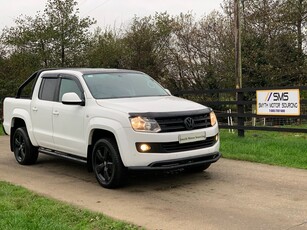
[{"x1": 0, "y1": 0, "x2": 224, "y2": 30}]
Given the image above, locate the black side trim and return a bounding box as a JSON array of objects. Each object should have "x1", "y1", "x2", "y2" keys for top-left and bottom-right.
[
  {"x1": 128, "y1": 152, "x2": 221, "y2": 170},
  {"x1": 39, "y1": 147, "x2": 87, "y2": 164},
  {"x1": 62, "y1": 100, "x2": 85, "y2": 106}
]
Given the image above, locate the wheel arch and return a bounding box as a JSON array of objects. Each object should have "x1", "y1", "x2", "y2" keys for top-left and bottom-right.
[
  {"x1": 10, "y1": 109, "x2": 38, "y2": 151},
  {"x1": 11, "y1": 126, "x2": 39, "y2": 165},
  {"x1": 10, "y1": 117, "x2": 28, "y2": 151},
  {"x1": 86, "y1": 128, "x2": 120, "y2": 172}
]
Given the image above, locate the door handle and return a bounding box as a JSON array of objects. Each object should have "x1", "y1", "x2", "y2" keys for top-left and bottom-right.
[
  {"x1": 32, "y1": 107, "x2": 38, "y2": 112},
  {"x1": 53, "y1": 111, "x2": 59, "y2": 116}
]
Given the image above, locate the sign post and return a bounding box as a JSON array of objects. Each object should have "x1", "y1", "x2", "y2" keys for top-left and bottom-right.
[{"x1": 234, "y1": 0, "x2": 244, "y2": 137}]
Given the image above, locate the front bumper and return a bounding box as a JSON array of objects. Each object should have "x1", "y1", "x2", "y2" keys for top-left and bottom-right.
[
  {"x1": 117, "y1": 125, "x2": 220, "y2": 167},
  {"x1": 128, "y1": 152, "x2": 221, "y2": 170}
]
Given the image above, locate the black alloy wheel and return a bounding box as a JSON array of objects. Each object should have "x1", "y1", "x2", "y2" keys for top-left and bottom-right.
[
  {"x1": 92, "y1": 138, "x2": 126, "y2": 188},
  {"x1": 13, "y1": 127, "x2": 39, "y2": 165},
  {"x1": 14, "y1": 131, "x2": 26, "y2": 162},
  {"x1": 95, "y1": 145, "x2": 114, "y2": 183}
]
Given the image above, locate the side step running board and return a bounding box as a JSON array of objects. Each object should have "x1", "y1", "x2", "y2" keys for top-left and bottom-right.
[{"x1": 39, "y1": 147, "x2": 87, "y2": 164}]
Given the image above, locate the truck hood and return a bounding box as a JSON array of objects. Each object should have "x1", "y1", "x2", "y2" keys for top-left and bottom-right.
[{"x1": 96, "y1": 96, "x2": 208, "y2": 114}]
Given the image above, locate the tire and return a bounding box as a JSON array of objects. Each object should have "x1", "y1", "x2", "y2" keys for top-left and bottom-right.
[
  {"x1": 185, "y1": 163, "x2": 211, "y2": 173},
  {"x1": 12, "y1": 127, "x2": 39, "y2": 165},
  {"x1": 92, "y1": 138, "x2": 126, "y2": 188}
]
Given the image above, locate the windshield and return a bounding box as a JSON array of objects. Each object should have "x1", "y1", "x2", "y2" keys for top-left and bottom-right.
[{"x1": 83, "y1": 72, "x2": 169, "y2": 99}]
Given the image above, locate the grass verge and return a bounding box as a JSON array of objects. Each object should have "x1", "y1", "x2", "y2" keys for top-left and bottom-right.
[
  {"x1": 0, "y1": 124, "x2": 3, "y2": 135},
  {"x1": 220, "y1": 129, "x2": 307, "y2": 169},
  {"x1": 0, "y1": 181, "x2": 141, "y2": 230}
]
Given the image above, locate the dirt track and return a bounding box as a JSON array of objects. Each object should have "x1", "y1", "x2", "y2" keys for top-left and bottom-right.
[{"x1": 0, "y1": 136, "x2": 307, "y2": 230}]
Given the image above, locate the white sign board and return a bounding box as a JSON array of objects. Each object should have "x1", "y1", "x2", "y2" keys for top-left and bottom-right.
[{"x1": 256, "y1": 89, "x2": 300, "y2": 116}]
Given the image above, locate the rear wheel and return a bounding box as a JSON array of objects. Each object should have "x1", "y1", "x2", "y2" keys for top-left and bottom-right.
[
  {"x1": 13, "y1": 127, "x2": 39, "y2": 165},
  {"x1": 185, "y1": 163, "x2": 211, "y2": 173},
  {"x1": 92, "y1": 138, "x2": 126, "y2": 188}
]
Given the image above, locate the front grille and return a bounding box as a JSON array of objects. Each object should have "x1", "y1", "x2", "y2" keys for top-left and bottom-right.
[
  {"x1": 161, "y1": 136, "x2": 216, "y2": 152},
  {"x1": 156, "y1": 113, "x2": 211, "y2": 132}
]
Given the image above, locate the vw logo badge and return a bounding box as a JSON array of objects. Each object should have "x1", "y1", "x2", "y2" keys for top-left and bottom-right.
[{"x1": 184, "y1": 117, "x2": 195, "y2": 130}]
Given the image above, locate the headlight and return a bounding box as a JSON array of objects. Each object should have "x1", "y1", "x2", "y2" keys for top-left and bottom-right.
[
  {"x1": 210, "y1": 111, "x2": 217, "y2": 126},
  {"x1": 130, "y1": 116, "x2": 161, "y2": 132}
]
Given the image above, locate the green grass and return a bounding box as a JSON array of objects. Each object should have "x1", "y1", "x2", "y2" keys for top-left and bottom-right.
[
  {"x1": 0, "y1": 124, "x2": 3, "y2": 135},
  {"x1": 220, "y1": 129, "x2": 307, "y2": 169},
  {"x1": 0, "y1": 181, "x2": 141, "y2": 230}
]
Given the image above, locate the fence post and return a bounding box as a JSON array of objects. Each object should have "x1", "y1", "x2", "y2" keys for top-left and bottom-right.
[{"x1": 237, "y1": 91, "x2": 245, "y2": 137}]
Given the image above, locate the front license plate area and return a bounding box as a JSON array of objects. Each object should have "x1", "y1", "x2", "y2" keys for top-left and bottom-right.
[{"x1": 179, "y1": 132, "x2": 206, "y2": 144}]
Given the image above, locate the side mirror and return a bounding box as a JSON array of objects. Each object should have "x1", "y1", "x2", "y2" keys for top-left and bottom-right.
[
  {"x1": 165, "y1": 89, "x2": 172, "y2": 95},
  {"x1": 62, "y1": 92, "x2": 85, "y2": 106}
]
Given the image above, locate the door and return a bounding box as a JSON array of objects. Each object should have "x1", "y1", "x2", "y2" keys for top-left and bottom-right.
[
  {"x1": 31, "y1": 77, "x2": 58, "y2": 149},
  {"x1": 52, "y1": 76, "x2": 86, "y2": 156}
]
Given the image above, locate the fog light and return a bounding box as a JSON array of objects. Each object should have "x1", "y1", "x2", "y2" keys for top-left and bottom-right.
[
  {"x1": 215, "y1": 134, "x2": 219, "y2": 141},
  {"x1": 139, "y1": 144, "x2": 151, "y2": 152}
]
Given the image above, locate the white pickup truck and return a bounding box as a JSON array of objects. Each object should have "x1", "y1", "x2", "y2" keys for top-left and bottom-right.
[{"x1": 2, "y1": 68, "x2": 221, "y2": 188}]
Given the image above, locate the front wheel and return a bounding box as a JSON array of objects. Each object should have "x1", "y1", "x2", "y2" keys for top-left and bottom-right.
[
  {"x1": 12, "y1": 127, "x2": 39, "y2": 165},
  {"x1": 92, "y1": 138, "x2": 126, "y2": 188}
]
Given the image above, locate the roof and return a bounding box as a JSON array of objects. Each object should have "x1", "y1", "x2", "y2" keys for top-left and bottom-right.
[
  {"x1": 41, "y1": 68, "x2": 143, "y2": 75},
  {"x1": 16, "y1": 68, "x2": 145, "y2": 98}
]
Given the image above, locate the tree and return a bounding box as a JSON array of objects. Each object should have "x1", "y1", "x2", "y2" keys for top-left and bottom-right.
[
  {"x1": 166, "y1": 12, "x2": 234, "y2": 91},
  {"x1": 86, "y1": 28, "x2": 124, "y2": 68},
  {"x1": 1, "y1": 0, "x2": 95, "y2": 68},
  {"x1": 0, "y1": 0, "x2": 96, "y2": 112},
  {"x1": 44, "y1": 0, "x2": 95, "y2": 67},
  {"x1": 280, "y1": 0, "x2": 307, "y2": 85},
  {"x1": 225, "y1": 0, "x2": 305, "y2": 87},
  {"x1": 122, "y1": 13, "x2": 174, "y2": 83}
]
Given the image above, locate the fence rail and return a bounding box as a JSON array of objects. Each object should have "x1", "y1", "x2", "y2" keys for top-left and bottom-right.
[{"x1": 175, "y1": 86, "x2": 307, "y2": 136}]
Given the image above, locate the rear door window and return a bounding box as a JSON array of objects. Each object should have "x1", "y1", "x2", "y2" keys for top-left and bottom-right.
[{"x1": 39, "y1": 78, "x2": 58, "y2": 101}]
